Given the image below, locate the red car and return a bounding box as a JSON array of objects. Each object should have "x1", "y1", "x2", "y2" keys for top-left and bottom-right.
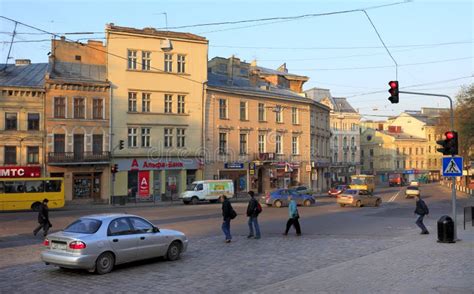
[{"x1": 328, "y1": 185, "x2": 348, "y2": 197}]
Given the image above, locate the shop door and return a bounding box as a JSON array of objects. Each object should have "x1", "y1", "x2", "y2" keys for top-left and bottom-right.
[
  {"x1": 258, "y1": 168, "x2": 263, "y2": 194},
  {"x1": 92, "y1": 173, "x2": 101, "y2": 199},
  {"x1": 73, "y1": 174, "x2": 92, "y2": 199},
  {"x1": 153, "y1": 171, "x2": 161, "y2": 201}
]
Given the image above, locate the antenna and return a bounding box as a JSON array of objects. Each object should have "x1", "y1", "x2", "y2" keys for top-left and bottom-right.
[{"x1": 2, "y1": 21, "x2": 17, "y2": 71}]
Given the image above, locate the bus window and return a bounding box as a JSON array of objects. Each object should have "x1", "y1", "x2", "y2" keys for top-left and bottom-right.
[
  {"x1": 0, "y1": 182, "x2": 4, "y2": 193},
  {"x1": 45, "y1": 180, "x2": 61, "y2": 192},
  {"x1": 4, "y1": 181, "x2": 25, "y2": 193},
  {"x1": 24, "y1": 180, "x2": 44, "y2": 193}
]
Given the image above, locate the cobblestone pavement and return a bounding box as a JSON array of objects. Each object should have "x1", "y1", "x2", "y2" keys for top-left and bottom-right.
[{"x1": 0, "y1": 232, "x2": 412, "y2": 294}]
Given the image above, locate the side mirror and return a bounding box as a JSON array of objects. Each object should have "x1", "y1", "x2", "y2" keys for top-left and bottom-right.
[{"x1": 153, "y1": 226, "x2": 160, "y2": 233}]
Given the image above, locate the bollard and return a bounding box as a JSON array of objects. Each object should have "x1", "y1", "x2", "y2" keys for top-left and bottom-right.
[{"x1": 437, "y1": 215, "x2": 455, "y2": 243}]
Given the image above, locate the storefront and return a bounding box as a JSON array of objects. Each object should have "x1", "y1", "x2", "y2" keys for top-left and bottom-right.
[
  {"x1": 114, "y1": 158, "x2": 202, "y2": 201},
  {"x1": 250, "y1": 161, "x2": 301, "y2": 194},
  {"x1": 0, "y1": 166, "x2": 41, "y2": 178},
  {"x1": 218, "y1": 162, "x2": 247, "y2": 194}
]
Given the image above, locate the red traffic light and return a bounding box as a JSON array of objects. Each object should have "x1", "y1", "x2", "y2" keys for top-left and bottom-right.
[
  {"x1": 445, "y1": 131, "x2": 454, "y2": 140},
  {"x1": 389, "y1": 81, "x2": 398, "y2": 89}
]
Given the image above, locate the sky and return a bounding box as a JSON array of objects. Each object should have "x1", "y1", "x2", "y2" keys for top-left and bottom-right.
[{"x1": 0, "y1": 0, "x2": 472, "y2": 120}]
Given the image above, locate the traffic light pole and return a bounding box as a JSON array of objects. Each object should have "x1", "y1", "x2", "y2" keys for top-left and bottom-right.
[{"x1": 399, "y1": 91, "x2": 458, "y2": 240}]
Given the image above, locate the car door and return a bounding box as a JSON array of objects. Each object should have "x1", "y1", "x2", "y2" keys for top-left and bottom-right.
[
  {"x1": 279, "y1": 189, "x2": 289, "y2": 206},
  {"x1": 290, "y1": 190, "x2": 303, "y2": 205},
  {"x1": 107, "y1": 217, "x2": 138, "y2": 264},
  {"x1": 358, "y1": 190, "x2": 370, "y2": 206},
  {"x1": 129, "y1": 217, "x2": 168, "y2": 260}
]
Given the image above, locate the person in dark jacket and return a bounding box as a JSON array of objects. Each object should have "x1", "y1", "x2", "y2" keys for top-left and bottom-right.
[
  {"x1": 220, "y1": 195, "x2": 235, "y2": 243},
  {"x1": 246, "y1": 191, "x2": 261, "y2": 239},
  {"x1": 414, "y1": 195, "x2": 429, "y2": 234},
  {"x1": 33, "y1": 199, "x2": 51, "y2": 237}
]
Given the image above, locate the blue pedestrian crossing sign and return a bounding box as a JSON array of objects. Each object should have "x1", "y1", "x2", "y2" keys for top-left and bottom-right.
[{"x1": 442, "y1": 156, "x2": 463, "y2": 177}]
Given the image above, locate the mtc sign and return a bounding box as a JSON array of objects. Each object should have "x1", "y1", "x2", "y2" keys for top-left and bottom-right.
[{"x1": 0, "y1": 166, "x2": 41, "y2": 178}]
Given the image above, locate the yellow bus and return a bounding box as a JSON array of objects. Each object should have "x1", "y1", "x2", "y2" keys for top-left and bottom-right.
[
  {"x1": 0, "y1": 177, "x2": 65, "y2": 211},
  {"x1": 350, "y1": 175, "x2": 375, "y2": 194}
]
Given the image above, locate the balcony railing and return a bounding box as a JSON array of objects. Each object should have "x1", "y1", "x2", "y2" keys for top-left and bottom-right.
[{"x1": 48, "y1": 151, "x2": 110, "y2": 164}]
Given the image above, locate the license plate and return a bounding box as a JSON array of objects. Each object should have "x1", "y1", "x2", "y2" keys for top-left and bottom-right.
[{"x1": 51, "y1": 242, "x2": 67, "y2": 250}]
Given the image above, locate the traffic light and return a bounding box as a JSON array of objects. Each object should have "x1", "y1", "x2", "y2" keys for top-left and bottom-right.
[
  {"x1": 388, "y1": 81, "x2": 399, "y2": 104},
  {"x1": 436, "y1": 131, "x2": 458, "y2": 155},
  {"x1": 111, "y1": 164, "x2": 119, "y2": 174},
  {"x1": 119, "y1": 140, "x2": 124, "y2": 150}
]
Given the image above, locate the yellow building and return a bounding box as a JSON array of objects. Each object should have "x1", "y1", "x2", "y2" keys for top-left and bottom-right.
[
  {"x1": 206, "y1": 57, "x2": 324, "y2": 194},
  {"x1": 106, "y1": 24, "x2": 208, "y2": 201},
  {"x1": 0, "y1": 60, "x2": 46, "y2": 178}
]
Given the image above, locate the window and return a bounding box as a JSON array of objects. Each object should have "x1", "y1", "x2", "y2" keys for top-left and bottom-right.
[
  {"x1": 177, "y1": 128, "x2": 185, "y2": 148},
  {"x1": 74, "y1": 97, "x2": 85, "y2": 118},
  {"x1": 361, "y1": 150, "x2": 364, "y2": 157},
  {"x1": 219, "y1": 132, "x2": 227, "y2": 154},
  {"x1": 27, "y1": 146, "x2": 39, "y2": 164},
  {"x1": 128, "y1": 92, "x2": 137, "y2": 112},
  {"x1": 165, "y1": 94, "x2": 173, "y2": 113},
  {"x1": 75, "y1": 55, "x2": 81, "y2": 61},
  {"x1": 428, "y1": 134, "x2": 431, "y2": 141},
  {"x1": 4, "y1": 146, "x2": 16, "y2": 164},
  {"x1": 429, "y1": 146, "x2": 431, "y2": 153},
  {"x1": 239, "y1": 133, "x2": 247, "y2": 155},
  {"x1": 428, "y1": 159, "x2": 432, "y2": 166},
  {"x1": 65, "y1": 219, "x2": 101, "y2": 234},
  {"x1": 164, "y1": 53, "x2": 173, "y2": 72},
  {"x1": 177, "y1": 54, "x2": 186, "y2": 73},
  {"x1": 292, "y1": 136, "x2": 299, "y2": 155},
  {"x1": 129, "y1": 217, "x2": 154, "y2": 233},
  {"x1": 415, "y1": 148, "x2": 418, "y2": 155},
  {"x1": 291, "y1": 107, "x2": 298, "y2": 124},
  {"x1": 108, "y1": 218, "x2": 133, "y2": 236},
  {"x1": 25, "y1": 180, "x2": 44, "y2": 193},
  {"x1": 351, "y1": 152, "x2": 355, "y2": 162},
  {"x1": 434, "y1": 158, "x2": 437, "y2": 166},
  {"x1": 276, "y1": 135, "x2": 282, "y2": 154},
  {"x1": 351, "y1": 137, "x2": 355, "y2": 146},
  {"x1": 219, "y1": 99, "x2": 227, "y2": 119},
  {"x1": 409, "y1": 147, "x2": 412, "y2": 155},
  {"x1": 164, "y1": 128, "x2": 173, "y2": 148},
  {"x1": 141, "y1": 128, "x2": 151, "y2": 147},
  {"x1": 370, "y1": 162, "x2": 374, "y2": 169},
  {"x1": 258, "y1": 103, "x2": 266, "y2": 121},
  {"x1": 128, "y1": 128, "x2": 137, "y2": 147},
  {"x1": 397, "y1": 160, "x2": 400, "y2": 169},
  {"x1": 92, "y1": 99, "x2": 103, "y2": 119},
  {"x1": 370, "y1": 149, "x2": 374, "y2": 156},
  {"x1": 54, "y1": 97, "x2": 66, "y2": 118},
  {"x1": 396, "y1": 147, "x2": 400, "y2": 155},
  {"x1": 25, "y1": 113, "x2": 40, "y2": 131},
  {"x1": 5, "y1": 113, "x2": 17, "y2": 130},
  {"x1": 92, "y1": 134, "x2": 103, "y2": 154},
  {"x1": 240, "y1": 101, "x2": 248, "y2": 120},
  {"x1": 142, "y1": 51, "x2": 151, "y2": 70},
  {"x1": 128, "y1": 50, "x2": 137, "y2": 70},
  {"x1": 142, "y1": 93, "x2": 151, "y2": 112},
  {"x1": 177, "y1": 95, "x2": 185, "y2": 114},
  {"x1": 276, "y1": 105, "x2": 283, "y2": 123},
  {"x1": 403, "y1": 147, "x2": 406, "y2": 154},
  {"x1": 54, "y1": 134, "x2": 65, "y2": 153},
  {"x1": 421, "y1": 148, "x2": 424, "y2": 155},
  {"x1": 258, "y1": 135, "x2": 266, "y2": 153}
]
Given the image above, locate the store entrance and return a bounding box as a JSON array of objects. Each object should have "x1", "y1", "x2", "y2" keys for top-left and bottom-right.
[{"x1": 73, "y1": 173, "x2": 101, "y2": 199}]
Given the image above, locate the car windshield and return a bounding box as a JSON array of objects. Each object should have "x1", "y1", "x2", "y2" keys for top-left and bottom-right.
[
  {"x1": 189, "y1": 183, "x2": 197, "y2": 191},
  {"x1": 351, "y1": 179, "x2": 365, "y2": 185},
  {"x1": 407, "y1": 186, "x2": 419, "y2": 190},
  {"x1": 64, "y1": 218, "x2": 102, "y2": 234},
  {"x1": 344, "y1": 189, "x2": 358, "y2": 195}
]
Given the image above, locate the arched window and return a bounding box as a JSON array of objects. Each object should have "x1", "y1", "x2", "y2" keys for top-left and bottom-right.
[
  {"x1": 343, "y1": 136, "x2": 347, "y2": 147},
  {"x1": 351, "y1": 136, "x2": 355, "y2": 146}
]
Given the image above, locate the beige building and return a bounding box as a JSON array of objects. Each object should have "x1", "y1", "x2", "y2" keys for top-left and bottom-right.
[
  {"x1": 0, "y1": 60, "x2": 47, "y2": 178},
  {"x1": 106, "y1": 24, "x2": 208, "y2": 201},
  {"x1": 206, "y1": 57, "x2": 328, "y2": 194}
]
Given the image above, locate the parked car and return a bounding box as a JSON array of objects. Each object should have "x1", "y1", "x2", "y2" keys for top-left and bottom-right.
[
  {"x1": 328, "y1": 185, "x2": 348, "y2": 197},
  {"x1": 405, "y1": 186, "x2": 420, "y2": 198},
  {"x1": 261, "y1": 188, "x2": 315, "y2": 208},
  {"x1": 293, "y1": 185, "x2": 315, "y2": 195},
  {"x1": 41, "y1": 214, "x2": 188, "y2": 274},
  {"x1": 337, "y1": 189, "x2": 381, "y2": 208},
  {"x1": 179, "y1": 180, "x2": 234, "y2": 204}
]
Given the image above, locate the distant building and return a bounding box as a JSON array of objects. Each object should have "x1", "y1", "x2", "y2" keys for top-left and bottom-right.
[{"x1": 306, "y1": 88, "x2": 361, "y2": 184}]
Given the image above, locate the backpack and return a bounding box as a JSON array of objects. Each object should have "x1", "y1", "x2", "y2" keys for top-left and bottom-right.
[
  {"x1": 256, "y1": 202, "x2": 263, "y2": 214},
  {"x1": 230, "y1": 209, "x2": 237, "y2": 219}
]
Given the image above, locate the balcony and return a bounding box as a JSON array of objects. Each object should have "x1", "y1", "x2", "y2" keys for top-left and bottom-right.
[{"x1": 48, "y1": 151, "x2": 110, "y2": 165}]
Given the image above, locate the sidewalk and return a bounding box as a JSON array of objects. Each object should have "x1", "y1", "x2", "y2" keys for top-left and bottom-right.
[{"x1": 248, "y1": 226, "x2": 474, "y2": 294}]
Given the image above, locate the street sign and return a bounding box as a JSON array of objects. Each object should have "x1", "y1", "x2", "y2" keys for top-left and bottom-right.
[{"x1": 442, "y1": 156, "x2": 463, "y2": 177}]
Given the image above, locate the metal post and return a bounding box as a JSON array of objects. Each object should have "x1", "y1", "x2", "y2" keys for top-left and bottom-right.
[{"x1": 399, "y1": 90, "x2": 457, "y2": 240}]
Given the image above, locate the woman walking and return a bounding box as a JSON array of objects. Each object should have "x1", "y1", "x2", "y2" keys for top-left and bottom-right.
[{"x1": 284, "y1": 195, "x2": 301, "y2": 236}]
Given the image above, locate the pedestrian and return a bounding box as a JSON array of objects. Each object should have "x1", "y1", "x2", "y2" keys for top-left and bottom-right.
[
  {"x1": 414, "y1": 195, "x2": 429, "y2": 234},
  {"x1": 33, "y1": 199, "x2": 51, "y2": 237},
  {"x1": 246, "y1": 191, "x2": 262, "y2": 239},
  {"x1": 220, "y1": 195, "x2": 236, "y2": 243},
  {"x1": 284, "y1": 194, "x2": 301, "y2": 236}
]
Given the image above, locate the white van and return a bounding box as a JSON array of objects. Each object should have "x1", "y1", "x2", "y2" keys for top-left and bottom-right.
[{"x1": 179, "y1": 180, "x2": 234, "y2": 205}]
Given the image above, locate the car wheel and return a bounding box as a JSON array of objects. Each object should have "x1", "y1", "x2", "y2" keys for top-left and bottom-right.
[
  {"x1": 95, "y1": 252, "x2": 115, "y2": 275},
  {"x1": 166, "y1": 241, "x2": 182, "y2": 261},
  {"x1": 191, "y1": 197, "x2": 199, "y2": 205},
  {"x1": 183, "y1": 200, "x2": 190, "y2": 205},
  {"x1": 31, "y1": 202, "x2": 41, "y2": 212},
  {"x1": 274, "y1": 200, "x2": 282, "y2": 208},
  {"x1": 303, "y1": 199, "x2": 312, "y2": 207},
  {"x1": 356, "y1": 201, "x2": 362, "y2": 208},
  {"x1": 375, "y1": 199, "x2": 381, "y2": 207}
]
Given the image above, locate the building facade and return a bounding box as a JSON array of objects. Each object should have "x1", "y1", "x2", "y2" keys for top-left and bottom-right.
[
  {"x1": 206, "y1": 57, "x2": 319, "y2": 194},
  {"x1": 309, "y1": 103, "x2": 331, "y2": 192},
  {"x1": 0, "y1": 60, "x2": 47, "y2": 179},
  {"x1": 106, "y1": 24, "x2": 208, "y2": 201},
  {"x1": 306, "y1": 88, "x2": 361, "y2": 184},
  {"x1": 45, "y1": 39, "x2": 111, "y2": 202}
]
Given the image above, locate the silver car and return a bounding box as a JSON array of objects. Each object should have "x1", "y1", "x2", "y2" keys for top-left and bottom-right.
[{"x1": 41, "y1": 213, "x2": 188, "y2": 274}]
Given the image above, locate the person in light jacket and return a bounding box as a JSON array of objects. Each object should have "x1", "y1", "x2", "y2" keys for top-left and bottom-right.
[{"x1": 284, "y1": 195, "x2": 301, "y2": 236}]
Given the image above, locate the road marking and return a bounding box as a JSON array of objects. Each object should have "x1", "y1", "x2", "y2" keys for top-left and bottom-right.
[{"x1": 388, "y1": 190, "x2": 402, "y2": 202}]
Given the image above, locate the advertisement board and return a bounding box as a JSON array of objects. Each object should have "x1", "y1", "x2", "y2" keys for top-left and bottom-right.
[{"x1": 138, "y1": 171, "x2": 150, "y2": 198}]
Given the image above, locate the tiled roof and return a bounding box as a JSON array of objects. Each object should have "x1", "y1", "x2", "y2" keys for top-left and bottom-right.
[
  {"x1": 49, "y1": 61, "x2": 107, "y2": 83},
  {"x1": 332, "y1": 97, "x2": 357, "y2": 113},
  {"x1": 106, "y1": 24, "x2": 207, "y2": 42},
  {"x1": 0, "y1": 63, "x2": 47, "y2": 88}
]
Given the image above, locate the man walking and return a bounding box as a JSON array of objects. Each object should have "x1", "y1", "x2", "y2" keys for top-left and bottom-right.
[
  {"x1": 414, "y1": 195, "x2": 429, "y2": 234},
  {"x1": 284, "y1": 195, "x2": 301, "y2": 236},
  {"x1": 33, "y1": 199, "x2": 51, "y2": 237},
  {"x1": 246, "y1": 191, "x2": 261, "y2": 239},
  {"x1": 220, "y1": 195, "x2": 236, "y2": 243}
]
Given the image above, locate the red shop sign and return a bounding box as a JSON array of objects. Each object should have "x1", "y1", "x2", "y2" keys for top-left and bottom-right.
[
  {"x1": 0, "y1": 166, "x2": 41, "y2": 178},
  {"x1": 138, "y1": 171, "x2": 150, "y2": 198}
]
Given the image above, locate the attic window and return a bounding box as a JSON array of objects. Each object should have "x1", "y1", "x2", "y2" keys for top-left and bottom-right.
[{"x1": 75, "y1": 55, "x2": 82, "y2": 61}]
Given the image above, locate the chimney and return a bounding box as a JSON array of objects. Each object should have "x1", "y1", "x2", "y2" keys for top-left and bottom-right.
[
  {"x1": 250, "y1": 59, "x2": 257, "y2": 67},
  {"x1": 15, "y1": 59, "x2": 31, "y2": 66},
  {"x1": 277, "y1": 63, "x2": 288, "y2": 73},
  {"x1": 60, "y1": 36, "x2": 66, "y2": 41}
]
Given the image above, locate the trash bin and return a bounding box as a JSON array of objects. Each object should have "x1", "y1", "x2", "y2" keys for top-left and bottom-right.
[
  {"x1": 119, "y1": 196, "x2": 126, "y2": 206},
  {"x1": 437, "y1": 215, "x2": 455, "y2": 243}
]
